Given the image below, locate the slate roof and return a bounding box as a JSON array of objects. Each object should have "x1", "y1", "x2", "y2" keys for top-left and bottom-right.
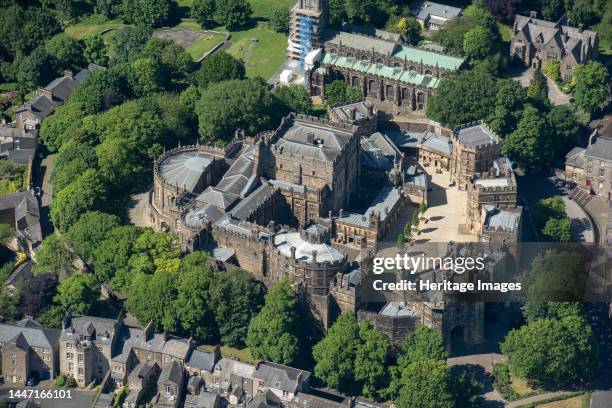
[
  {"x1": 158, "y1": 151, "x2": 214, "y2": 193},
  {"x1": 230, "y1": 184, "x2": 275, "y2": 220},
  {"x1": 380, "y1": 301, "x2": 419, "y2": 317},
  {"x1": 274, "y1": 231, "x2": 345, "y2": 263},
  {"x1": 159, "y1": 360, "x2": 183, "y2": 384},
  {"x1": 513, "y1": 14, "x2": 598, "y2": 56},
  {"x1": 331, "y1": 100, "x2": 373, "y2": 122},
  {"x1": 421, "y1": 131, "x2": 452, "y2": 156},
  {"x1": 364, "y1": 186, "x2": 401, "y2": 222},
  {"x1": 565, "y1": 147, "x2": 586, "y2": 169},
  {"x1": 4, "y1": 260, "x2": 33, "y2": 287},
  {"x1": 0, "y1": 323, "x2": 59, "y2": 349},
  {"x1": 114, "y1": 327, "x2": 192, "y2": 361},
  {"x1": 184, "y1": 202, "x2": 226, "y2": 228},
  {"x1": 413, "y1": 1, "x2": 462, "y2": 21},
  {"x1": 586, "y1": 135, "x2": 612, "y2": 162},
  {"x1": 0, "y1": 191, "x2": 42, "y2": 245},
  {"x1": 16, "y1": 95, "x2": 58, "y2": 121},
  {"x1": 186, "y1": 349, "x2": 215, "y2": 372},
  {"x1": 212, "y1": 247, "x2": 235, "y2": 263},
  {"x1": 341, "y1": 23, "x2": 402, "y2": 42},
  {"x1": 213, "y1": 358, "x2": 256, "y2": 381},
  {"x1": 45, "y1": 76, "x2": 79, "y2": 102},
  {"x1": 253, "y1": 362, "x2": 311, "y2": 394},
  {"x1": 275, "y1": 118, "x2": 355, "y2": 162},
  {"x1": 196, "y1": 187, "x2": 240, "y2": 211},
  {"x1": 63, "y1": 316, "x2": 118, "y2": 344},
  {"x1": 185, "y1": 391, "x2": 219, "y2": 408},
  {"x1": 455, "y1": 123, "x2": 499, "y2": 147},
  {"x1": 213, "y1": 145, "x2": 259, "y2": 197},
  {"x1": 482, "y1": 205, "x2": 521, "y2": 231}
]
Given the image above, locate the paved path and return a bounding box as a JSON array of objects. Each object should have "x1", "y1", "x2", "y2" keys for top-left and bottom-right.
[
  {"x1": 591, "y1": 390, "x2": 612, "y2": 408},
  {"x1": 32, "y1": 153, "x2": 56, "y2": 237},
  {"x1": 506, "y1": 391, "x2": 573, "y2": 408},
  {"x1": 505, "y1": 66, "x2": 570, "y2": 105},
  {"x1": 562, "y1": 195, "x2": 594, "y2": 242}
]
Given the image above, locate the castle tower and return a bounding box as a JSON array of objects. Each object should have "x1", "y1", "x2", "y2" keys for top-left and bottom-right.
[{"x1": 287, "y1": 0, "x2": 328, "y2": 65}]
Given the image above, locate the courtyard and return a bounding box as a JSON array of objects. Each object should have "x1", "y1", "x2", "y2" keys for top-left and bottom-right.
[{"x1": 418, "y1": 168, "x2": 478, "y2": 243}]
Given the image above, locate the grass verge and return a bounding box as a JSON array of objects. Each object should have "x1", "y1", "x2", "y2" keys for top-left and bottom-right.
[
  {"x1": 64, "y1": 20, "x2": 128, "y2": 39},
  {"x1": 199, "y1": 344, "x2": 256, "y2": 364},
  {"x1": 226, "y1": 25, "x2": 288, "y2": 79}
]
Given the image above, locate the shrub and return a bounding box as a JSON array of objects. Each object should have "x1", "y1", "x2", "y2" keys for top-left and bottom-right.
[
  {"x1": 65, "y1": 375, "x2": 77, "y2": 388},
  {"x1": 54, "y1": 373, "x2": 66, "y2": 387},
  {"x1": 543, "y1": 60, "x2": 561, "y2": 83},
  {"x1": 492, "y1": 363, "x2": 519, "y2": 400}
]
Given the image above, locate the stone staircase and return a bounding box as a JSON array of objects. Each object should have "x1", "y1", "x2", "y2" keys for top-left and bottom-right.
[{"x1": 569, "y1": 187, "x2": 592, "y2": 207}]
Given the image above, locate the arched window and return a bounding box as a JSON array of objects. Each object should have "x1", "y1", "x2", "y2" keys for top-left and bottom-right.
[
  {"x1": 424, "y1": 70, "x2": 432, "y2": 76},
  {"x1": 375, "y1": 58, "x2": 383, "y2": 65},
  {"x1": 401, "y1": 88, "x2": 410, "y2": 100},
  {"x1": 386, "y1": 85, "x2": 394, "y2": 100},
  {"x1": 369, "y1": 80, "x2": 377, "y2": 93},
  {"x1": 352, "y1": 76, "x2": 360, "y2": 87}
]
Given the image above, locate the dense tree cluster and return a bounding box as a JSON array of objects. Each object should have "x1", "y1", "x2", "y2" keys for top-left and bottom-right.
[
  {"x1": 529, "y1": 197, "x2": 573, "y2": 242},
  {"x1": 502, "y1": 303, "x2": 598, "y2": 387},
  {"x1": 191, "y1": 0, "x2": 252, "y2": 30},
  {"x1": 246, "y1": 279, "x2": 302, "y2": 365},
  {"x1": 313, "y1": 313, "x2": 389, "y2": 397}
]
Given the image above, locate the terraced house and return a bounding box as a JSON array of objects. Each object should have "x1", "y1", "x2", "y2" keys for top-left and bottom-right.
[{"x1": 0, "y1": 318, "x2": 59, "y2": 385}]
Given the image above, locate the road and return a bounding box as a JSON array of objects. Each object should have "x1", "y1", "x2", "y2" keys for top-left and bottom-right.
[
  {"x1": 591, "y1": 391, "x2": 612, "y2": 408},
  {"x1": 0, "y1": 385, "x2": 95, "y2": 408}
]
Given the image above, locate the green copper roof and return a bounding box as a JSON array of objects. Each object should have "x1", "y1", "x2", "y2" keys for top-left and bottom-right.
[
  {"x1": 321, "y1": 29, "x2": 465, "y2": 71},
  {"x1": 321, "y1": 53, "x2": 441, "y2": 88},
  {"x1": 393, "y1": 46, "x2": 464, "y2": 70}
]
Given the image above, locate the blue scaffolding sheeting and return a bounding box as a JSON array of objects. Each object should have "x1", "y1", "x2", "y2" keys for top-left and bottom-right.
[{"x1": 299, "y1": 15, "x2": 312, "y2": 67}]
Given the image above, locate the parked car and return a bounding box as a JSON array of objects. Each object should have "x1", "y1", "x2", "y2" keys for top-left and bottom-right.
[{"x1": 26, "y1": 376, "x2": 38, "y2": 386}]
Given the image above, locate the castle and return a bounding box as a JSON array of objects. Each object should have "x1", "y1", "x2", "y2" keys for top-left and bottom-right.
[{"x1": 148, "y1": 101, "x2": 521, "y2": 351}]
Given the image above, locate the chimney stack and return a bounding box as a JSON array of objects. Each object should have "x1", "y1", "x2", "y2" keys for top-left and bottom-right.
[{"x1": 63, "y1": 69, "x2": 73, "y2": 79}]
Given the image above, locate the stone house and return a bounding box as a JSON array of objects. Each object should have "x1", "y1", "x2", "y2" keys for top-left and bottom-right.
[
  {"x1": 0, "y1": 191, "x2": 42, "y2": 256},
  {"x1": 252, "y1": 362, "x2": 311, "y2": 403},
  {"x1": 510, "y1": 12, "x2": 598, "y2": 80},
  {"x1": 413, "y1": 1, "x2": 462, "y2": 30},
  {"x1": 59, "y1": 311, "x2": 124, "y2": 387},
  {"x1": 154, "y1": 360, "x2": 184, "y2": 408},
  {"x1": 0, "y1": 318, "x2": 59, "y2": 384},
  {"x1": 564, "y1": 116, "x2": 612, "y2": 200}
]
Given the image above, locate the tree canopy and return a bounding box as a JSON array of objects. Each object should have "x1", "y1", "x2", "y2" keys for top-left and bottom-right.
[
  {"x1": 427, "y1": 70, "x2": 498, "y2": 128},
  {"x1": 324, "y1": 80, "x2": 363, "y2": 106},
  {"x1": 501, "y1": 105, "x2": 554, "y2": 168},
  {"x1": 572, "y1": 61, "x2": 609, "y2": 116},
  {"x1": 54, "y1": 273, "x2": 99, "y2": 315},
  {"x1": 195, "y1": 52, "x2": 245, "y2": 89},
  {"x1": 246, "y1": 279, "x2": 301, "y2": 365},
  {"x1": 501, "y1": 315, "x2": 598, "y2": 387},
  {"x1": 196, "y1": 78, "x2": 275, "y2": 142}
]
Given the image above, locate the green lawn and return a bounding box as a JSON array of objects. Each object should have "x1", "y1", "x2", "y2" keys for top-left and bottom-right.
[
  {"x1": 64, "y1": 20, "x2": 128, "y2": 39},
  {"x1": 199, "y1": 344, "x2": 256, "y2": 364},
  {"x1": 249, "y1": 0, "x2": 295, "y2": 20},
  {"x1": 177, "y1": 0, "x2": 294, "y2": 20},
  {"x1": 226, "y1": 25, "x2": 288, "y2": 79},
  {"x1": 186, "y1": 32, "x2": 226, "y2": 60},
  {"x1": 498, "y1": 22, "x2": 511, "y2": 42}
]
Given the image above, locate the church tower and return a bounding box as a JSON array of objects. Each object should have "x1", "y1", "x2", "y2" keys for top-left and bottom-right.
[{"x1": 287, "y1": 0, "x2": 328, "y2": 66}]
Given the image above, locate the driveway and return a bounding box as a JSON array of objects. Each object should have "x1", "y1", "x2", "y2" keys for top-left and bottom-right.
[
  {"x1": 505, "y1": 66, "x2": 571, "y2": 105},
  {"x1": 0, "y1": 385, "x2": 96, "y2": 408}
]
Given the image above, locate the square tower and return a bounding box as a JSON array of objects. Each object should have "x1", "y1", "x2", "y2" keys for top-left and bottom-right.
[{"x1": 287, "y1": 0, "x2": 328, "y2": 65}]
